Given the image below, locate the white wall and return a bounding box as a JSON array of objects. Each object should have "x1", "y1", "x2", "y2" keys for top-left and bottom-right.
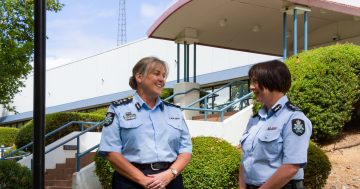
[{"x1": 8, "y1": 38, "x2": 275, "y2": 116}]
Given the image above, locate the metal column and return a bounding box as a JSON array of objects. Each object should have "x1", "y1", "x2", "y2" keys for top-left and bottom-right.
[
  {"x1": 193, "y1": 43, "x2": 196, "y2": 83},
  {"x1": 283, "y1": 12, "x2": 287, "y2": 60},
  {"x1": 304, "y1": 11, "x2": 308, "y2": 51},
  {"x1": 183, "y1": 41, "x2": 187, "y2": 82},
  {"x1": 34, "y1": 0, "x2": 46, "y2": 188},
  {"x1": 293, "y1": 9, "x2": 298, "y2": 55},
  {"x1": 177, "y1": 43, "x2": 180, "y2": 83}
]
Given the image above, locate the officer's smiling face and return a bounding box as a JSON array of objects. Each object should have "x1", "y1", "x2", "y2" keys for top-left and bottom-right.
[{"x1": 137, "y1": 63, "x2": 166, "y2": 99}]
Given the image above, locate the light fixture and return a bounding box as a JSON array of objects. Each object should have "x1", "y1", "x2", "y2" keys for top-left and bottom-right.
[
  {"x1": 252, "y1": 24, "x2": 261, "y2": 33},
  {"x1": 218, "y1": 18, "x2": 227, "y2": 27}
]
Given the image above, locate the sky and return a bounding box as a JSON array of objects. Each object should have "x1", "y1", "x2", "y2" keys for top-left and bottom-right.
[{"x1": 46, "y1": 0, "x2": 176, "y2": 69}]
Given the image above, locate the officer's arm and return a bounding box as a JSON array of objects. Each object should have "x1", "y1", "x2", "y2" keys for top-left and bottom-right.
[
  {"x1": 106, "y1": 152, "x2": 152, "y2": 187},
  {"x1": 259, "y1": 164, "x2": 300, "y2": 189},
  {"x1": 239, "y1": 164, "x2": 247, "y2": 189}
]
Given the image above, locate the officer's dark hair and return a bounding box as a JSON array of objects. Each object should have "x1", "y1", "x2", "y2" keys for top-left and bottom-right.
[
  {"x1": 248, "y1": 59, "x2": 291, "y2": 93},
  {"x1": 129, "y1": 56, "x2": 169, "y2": 89}
]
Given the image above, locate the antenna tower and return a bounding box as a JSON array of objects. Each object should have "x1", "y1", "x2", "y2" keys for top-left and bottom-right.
[{"x1": 117, "y1": 0, "x2": 126, "y2": 46}]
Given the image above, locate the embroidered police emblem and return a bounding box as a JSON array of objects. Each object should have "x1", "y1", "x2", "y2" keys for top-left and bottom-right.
[
  {"x1": 123, "y1": 112, "x2": 136, "y2": 121},
  {"x1": 104, "y1": 112, "x2": 115, "y2": 127},
  {"x1": 292, "y1": 119, "x2": 305, "y2": 136}
]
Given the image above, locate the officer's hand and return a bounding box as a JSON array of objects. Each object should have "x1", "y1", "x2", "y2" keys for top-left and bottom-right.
[
  {"x1": 146, "y1": 170, "x2": 173, "y2": 189},
  {"x1": 139, "y1": 176, "x2": 154, "y2": 189}
]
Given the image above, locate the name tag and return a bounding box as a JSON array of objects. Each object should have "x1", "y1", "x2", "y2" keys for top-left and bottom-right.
[
  {"x1": 123, "y1": 112, "x2": 136, "y2": 120},
  {"x1": 267, "y1": 126, "x2": 277, "y2": 130}
]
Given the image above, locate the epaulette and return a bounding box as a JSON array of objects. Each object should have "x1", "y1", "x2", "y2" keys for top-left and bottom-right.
[
  {"x1": 163, "y1": 101, "x2": 180, "y2": 108},
  {"x1": 111, "y1": 96, "x2": 133, "y2": 106},
  {"x1": 285, "y1": 101, "x2": 302, "y2": 111}
]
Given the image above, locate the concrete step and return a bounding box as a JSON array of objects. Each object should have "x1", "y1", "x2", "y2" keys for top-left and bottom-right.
[{"x1": 45, "y1": 152, "x2": 96, "y2": 188}]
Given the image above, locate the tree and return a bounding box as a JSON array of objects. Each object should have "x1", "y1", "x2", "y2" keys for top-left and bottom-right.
[{"x1": 0, "y1": 0, "x2": 62, "y2": 112}]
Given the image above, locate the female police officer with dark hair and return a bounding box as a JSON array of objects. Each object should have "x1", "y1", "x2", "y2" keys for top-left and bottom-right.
[
  {"x1": 239, "y1": 60, "x2": 312, "y2": 189},
  {"x1": 99, "y1": 57, "x2": 192, "y2": 189}
]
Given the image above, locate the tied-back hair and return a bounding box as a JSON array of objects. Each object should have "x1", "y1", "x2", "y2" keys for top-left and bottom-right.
[
  {"x1": 129, "y1": 56, "x2": 168, "y2": 89},
  {"x1": 248, "y1": 59, "x2": 291, "y2": 93}
]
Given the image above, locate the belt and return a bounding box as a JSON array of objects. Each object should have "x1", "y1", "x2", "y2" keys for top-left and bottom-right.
[
  {"x1": 246, "y1": 180, "x2": 304, "y2": 189},
  {"x1": 131, "y1": 162, "x2": 171, "y2": 171}
]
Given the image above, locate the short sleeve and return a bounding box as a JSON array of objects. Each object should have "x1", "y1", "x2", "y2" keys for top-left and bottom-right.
[
  {"x1": 98, "y1": 105, "x2": 122, "y2": 157},
  {"x1": 282, "y1": 112, "x2": 312, "y2": 167},
  {"x1": 178, "y1": 116, "x2": 192, "y2": 154}
]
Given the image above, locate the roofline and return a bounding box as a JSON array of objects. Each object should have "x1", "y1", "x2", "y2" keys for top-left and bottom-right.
[
  {"x1": 288, "y1": 0, "x2": 360, "y2": 16},
  {"x1": 147, "y1": 0, "x2": 192, "y2": 37}
]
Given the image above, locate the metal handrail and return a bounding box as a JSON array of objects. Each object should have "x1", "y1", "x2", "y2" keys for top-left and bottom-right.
[
  {"x1": 163, "y1": 87, "x2": 201, "y2": 102},
  {"x1": 1, "y1": 121, "x2": 99, "y2": 160},
  {"x1": 76, "y1": 144, "x2": 100, "y2": 171},
  {"x1": 181, "y1": 92, "x2": 252, "y2": 121},
  {"x1": 185, "y1": 80, "x2": 237, "y2": 108}
]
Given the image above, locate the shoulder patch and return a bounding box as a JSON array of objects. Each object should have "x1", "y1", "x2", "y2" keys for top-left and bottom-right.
[
  {"x1": 292, "y1": 118, "x2": 305, "y2": 136},
  {"x1": 103, "y1": 112, "x2": 115, "y2": 127},
  {"x1": 285, "y1": 101, "x2": 302, "y2": 111},
  {"x1": 112, "y1": 96, "x2": 133, "y2": 106},
  {"x1": 163, "y1": 101, "x2": 180, "y2": 108}
]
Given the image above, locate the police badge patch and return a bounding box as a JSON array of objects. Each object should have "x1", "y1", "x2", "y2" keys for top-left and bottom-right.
[
  {"x1": 292, "y1": 119, "x2": 305, "y2": 136},
  {"x1": 104, "y1": 112, "x2": 115, "y2": 127}
]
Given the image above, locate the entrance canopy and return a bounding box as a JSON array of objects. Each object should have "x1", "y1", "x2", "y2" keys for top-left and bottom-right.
[{"x1": 148, "y1": 0, "x2": 360, "y2": 56}]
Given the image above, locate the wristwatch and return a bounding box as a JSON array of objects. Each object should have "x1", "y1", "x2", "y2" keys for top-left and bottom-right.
[{"x1": 169, "y1": 168, "x2": 178, "y2": 178}]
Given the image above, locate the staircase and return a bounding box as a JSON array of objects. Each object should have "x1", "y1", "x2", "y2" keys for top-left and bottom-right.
[
  {"x1": 45, "y1": 152, "x2": 96, "y2": 189},
  {"x1": 192, "y1": 111, "x2": 237, "y2": 121}
]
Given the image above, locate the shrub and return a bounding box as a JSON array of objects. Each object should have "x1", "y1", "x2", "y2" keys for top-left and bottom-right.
[
  {"x1": 94, "y1": 153, "x2": 114, "y2": 189},
  {"x1": 90, "y1": 107, "x2": 108, "y2": 116},
  {"x1": 0, "y1": 160, "x2": 32, "y2": 189},
  {"x1": 94, "y1": 137, "x2": 241, "y2": 189},
  {"x1": 286, "y1": 44, "x2": 360, "y2": 142},
  {"x1": 182, "y1": 137, "x2": 241, "y2": 189},
  {"x1": 305, "y1": 142, "x2": 331, "y2": 189},
  {"x1": 0, "y1": 127, "x2": 19, "y2": 146},
  {"x1": 15, "y1": 112, "x2": 104, "y2": 150}
]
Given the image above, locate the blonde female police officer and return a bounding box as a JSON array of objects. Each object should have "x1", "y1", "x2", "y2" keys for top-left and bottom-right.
[
  {"x1": 239, "y1": 60, "x2": 312, "y2": 189},
  {"x1": 99, "y1": 57, "x2": 192, "y2": 189}
]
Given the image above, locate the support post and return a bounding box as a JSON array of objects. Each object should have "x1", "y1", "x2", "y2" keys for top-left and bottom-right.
[
  {"x1": 304, "y1": 11, "x2": 308, "y2": 51},
  {"x1": 177, "y1": 43, "x2": 180, "y2": 83},
  {"x1": 34, "y1": 0, "x2": 46, "y2": 188},
  {"x1": 283, "y1": 12, "x2": 287, "y2": 60},
  {"x1": 193, "y1": 43, "x2": 196, "y2": 83},
  {"x1": 293, "y1": 9, "x2": 298, "y2": 55}
]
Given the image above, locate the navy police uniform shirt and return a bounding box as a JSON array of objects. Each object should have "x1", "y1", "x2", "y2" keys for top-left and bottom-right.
[
  {"x1": 99, "y1": 93, "x2": 192, "y2": 163},
  {"x1": 240, "y1": 96, "x2": 312, "y2": 186}
]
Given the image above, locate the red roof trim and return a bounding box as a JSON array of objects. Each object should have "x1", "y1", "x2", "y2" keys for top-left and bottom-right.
[
  {"x1": 147, "y1": 0, "x2": 192, "y2": 37},
  {"x1": 288, "y1": 0, "x2": 360, "y2": 16}
]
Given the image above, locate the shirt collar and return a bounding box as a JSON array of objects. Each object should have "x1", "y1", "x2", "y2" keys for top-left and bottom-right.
[
  {"x1": 133, "y1": 93, "x2": 164, "y2": 111},
  {"x1": 258, "y1": 95, "x2": 288, "y2": 119}
]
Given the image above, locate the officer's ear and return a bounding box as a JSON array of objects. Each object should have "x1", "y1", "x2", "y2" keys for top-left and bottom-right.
[{"x1": 135, "y1": 73, "x2": 143, "y2": 84}]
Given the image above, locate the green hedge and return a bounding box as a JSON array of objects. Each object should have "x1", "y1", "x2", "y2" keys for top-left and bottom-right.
[
  {"x1": 94, "y1": 137, "x2": 330, "y2": 189},
  {"x1": 182, "y1": 137, "x2": 241, "y2": 189},
  {"x1": 94, "y1": 137, "x2": 241, "y2": 189},
  {"x1": 0, "y1": 127, "x2": 19, "y2": 146},
  {"x1": 0, "y1": 160, "x2": 32, "y2": 189},
  {"x1": 286, "y1": 44, "x2": 360, "y2": 142},
  {"x1": 305, "y1": 142, "x2": 331, "y2": 189},
  {"x1": 15, "y1": 112, "x2": 104, "y2": 150}
]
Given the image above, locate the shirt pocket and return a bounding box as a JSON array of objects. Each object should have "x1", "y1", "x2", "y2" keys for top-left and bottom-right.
[
  {"x1": 258, "y1": 131, "x2": 283, "y2": 158},
  {"x1": 167, "y1": 119, "x2": 184, "y2": 131},
  {"x1": 119, "y1": 119, "x2": 143, "y2": 129}
]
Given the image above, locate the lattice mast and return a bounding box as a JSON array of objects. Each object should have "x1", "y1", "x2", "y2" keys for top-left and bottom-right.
[{"x1": 117, "y1": 0, "x2": 126, "y2": 46}]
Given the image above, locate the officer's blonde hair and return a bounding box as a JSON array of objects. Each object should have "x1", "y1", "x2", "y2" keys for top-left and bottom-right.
[{"x1": 129, "y1": 57, "x2": 169, "y2": 89}]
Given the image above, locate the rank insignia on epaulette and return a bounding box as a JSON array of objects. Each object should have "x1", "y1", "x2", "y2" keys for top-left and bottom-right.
[
  {"x1": 292, "y1": 119, "x2": 305, "y2": 136},
  {"x1": 123, "y1": 112, "x2": 136, "y2": 121},
  {"x1": 272, "y1": 104, "x2": 282, "y2": 113},
  {"x1": 104, "y1": 112, "x2": 115, "y2": 127},
  {"x1": 286, "y1": 101, "x2": 301, "y2": 111},
  {"x1": 112, "y1": 96, "x2": 133, "y2": 106}
]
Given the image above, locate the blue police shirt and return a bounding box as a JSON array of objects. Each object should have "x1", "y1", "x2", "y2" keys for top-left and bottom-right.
[
  {"x1": 240, "y1": 96, "x2": 312, "y2": 186},
  {"x1": 99, "y1": 93, "x2": 192, "y2": 163}
]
